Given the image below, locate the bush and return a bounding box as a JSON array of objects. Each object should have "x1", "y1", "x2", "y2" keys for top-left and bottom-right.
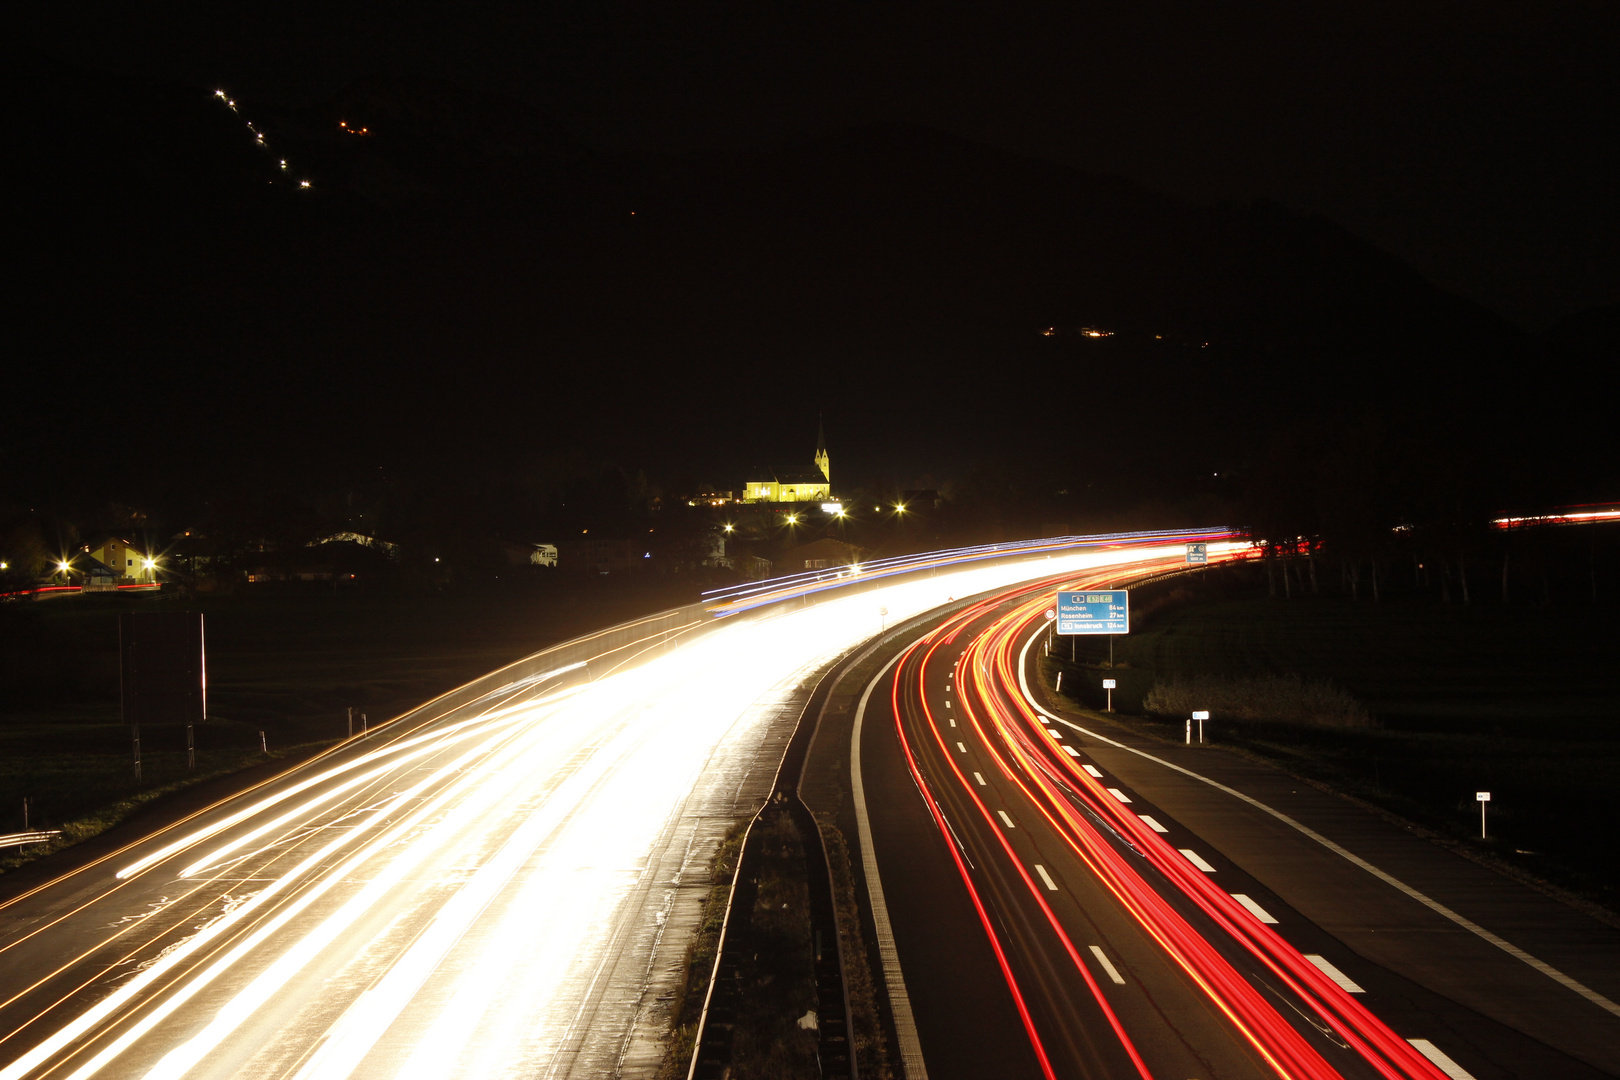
[{"x1": 1142, "y1": 673, "x2": 1372, "y2": 728}]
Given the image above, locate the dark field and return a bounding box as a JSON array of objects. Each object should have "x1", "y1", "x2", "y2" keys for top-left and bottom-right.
[
  {"x1": 0, "y1": 579, "x2": 698, "y2": 860},
  {"x1": 1048, "y1": 569, "x2": 1620, "y2": 910}
]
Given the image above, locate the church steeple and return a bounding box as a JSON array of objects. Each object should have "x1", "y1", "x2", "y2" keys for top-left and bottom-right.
[{"x1": 814, "y1": 417, "x2": 830, "y2": 482}]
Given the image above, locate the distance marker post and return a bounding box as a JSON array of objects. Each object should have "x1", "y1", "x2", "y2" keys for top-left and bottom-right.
[
  {"x1": 1102, "y1": 678, "x2": 1116, "y2": 712},
  {"x1": 1477, "y1": 791, "x2": 1491, "y2": 839},
  {"x1": 1193, "y1": 710, "x2": 1209, "y2": 744}
]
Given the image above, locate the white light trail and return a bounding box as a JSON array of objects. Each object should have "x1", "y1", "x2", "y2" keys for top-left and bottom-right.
[{"x1": 7, "y1": 537, "x2": 1235, "y2": 1080}]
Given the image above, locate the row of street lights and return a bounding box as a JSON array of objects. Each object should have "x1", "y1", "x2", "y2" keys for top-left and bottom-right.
[{"x1": 51, "y1": 554, "x2": 160, "y2": 584}]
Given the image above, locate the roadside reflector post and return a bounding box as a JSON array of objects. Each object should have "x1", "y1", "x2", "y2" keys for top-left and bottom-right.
[
  {"x1": 1055, "y1": 671, "x2": 1063, "y2": 693},
  {"x1": 259, "y1": 730, "x2": 267, "y2": 754},
  {"x1": 187, "y1": 723, "x2": 195, "y2": 770},
  {"x1": 1185, "y1": 719, "x2": 1191, "y2": 745},
  {"x1": 1477, "y1": 791, "x2": 1491, "y2": 838},
  {"x1": 1193, "y1": 710, "x2": 1209, "y2": 744},
  {"x1": 1103, "y1": 677, "x2": 1116, "y2": 712},
  {"x1": 347, "y1": 706, "x2": 354, "y2": 738}
]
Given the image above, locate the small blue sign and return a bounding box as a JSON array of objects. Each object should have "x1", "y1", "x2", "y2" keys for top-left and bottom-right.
[
  {"x1": 1056, "y1": 590, "x2": 1129, "y2": 634},
  {"x1": 1187, "y1": 542, "x2": 1208, "y2": 565}
]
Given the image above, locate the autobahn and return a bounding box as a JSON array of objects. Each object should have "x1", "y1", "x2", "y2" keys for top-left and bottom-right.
[
  {"x1": 850, "y1": 565, "x2": 1620, "y2": 1079},
  {"x1": 0, "y1": 531, "x2": 1230, "y2": 1080}
]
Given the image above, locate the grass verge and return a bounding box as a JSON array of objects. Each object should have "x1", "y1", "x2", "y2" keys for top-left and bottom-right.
[{"x1": 1046, "y1": 568, "x2": 1620, "y2": 912}]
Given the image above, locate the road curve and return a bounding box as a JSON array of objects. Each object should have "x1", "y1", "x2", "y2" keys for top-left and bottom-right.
[
  {"x1": 854, "y1": 567, "x2": 1611, "y2": 1079},
  {"x1": 0, "y1": 536, "x2": 1232, "y2": 1080}
]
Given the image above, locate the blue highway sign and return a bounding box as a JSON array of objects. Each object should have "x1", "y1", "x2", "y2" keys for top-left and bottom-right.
[
  {"x1": 1056, "y1": 590, "x2": 1129, "y2": 634},
  {"x1": 1186, "y1": 543, "x2": 1208, "y2": 564}
]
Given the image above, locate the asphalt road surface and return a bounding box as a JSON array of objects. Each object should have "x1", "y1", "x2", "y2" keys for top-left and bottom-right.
[
  {"x1": 0, "y1": 535, "x2": 1230, "y2": 1080},
  {"x1": 853, "y1": 572, "x2": 1619, "y2": 1079}
]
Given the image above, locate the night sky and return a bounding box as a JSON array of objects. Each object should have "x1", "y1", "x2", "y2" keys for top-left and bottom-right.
[
  {"x1": 8, "y1": 4, "x2": 1618, "y2": 530},
  {"x1": 22, "y1": 2, "x2": 1617, "y2": 329}
]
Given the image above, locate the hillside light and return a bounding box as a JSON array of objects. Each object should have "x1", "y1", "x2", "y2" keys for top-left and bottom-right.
[
  {"x1": 893, "y1": 503, "x2": 907, "y2": 514},
  {"x1": 723, "y1": 523, "x2": 735, "y2": 533},
  {"x1": 786, "y1": 514, "x2": 799, "y2": 526}
]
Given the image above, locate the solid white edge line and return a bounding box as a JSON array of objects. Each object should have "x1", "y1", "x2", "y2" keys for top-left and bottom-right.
[
  {"x1": 997, "y1": 810, "x2": 1016, "y2": 829},
  {"x1": 1088, "y1": 945, "x2": 1126, "y2": 985},
  {"x1": 1137, "y1": 815, "x2": 1169, "y2": 833},
  {"x1": 1405, "y1": 1039, "x2": 1478, "y2": 1080},
  {"x1": 1011, "y1": 620, "x2": 1620, "y2": 1020},
  {"x1": 1305, "y1": 953, "x2": 1364, "y2": 993},
  {"x1": 1232, "y1": 893, "x2": 1279, "y2": 924},
  {"x1": 1180, "y1": 848, "x2": 1217, "y2": 872},
  {"x1": 1034, "y1": 864, "x2": 1058, "y2": 891},
  {"x1": 853, "y1": 650, "x2": 931, "y2": 1080}
]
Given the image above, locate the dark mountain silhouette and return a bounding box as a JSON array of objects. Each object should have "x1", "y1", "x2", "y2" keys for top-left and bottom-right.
[{"x1": 7, "y1": 52, "x2": 1597, "y2": 522}]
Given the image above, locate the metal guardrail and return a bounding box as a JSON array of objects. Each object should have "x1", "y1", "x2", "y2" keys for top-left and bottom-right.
[{"x1": 0, "y1": 831, "x2": 62, "y2": 849}]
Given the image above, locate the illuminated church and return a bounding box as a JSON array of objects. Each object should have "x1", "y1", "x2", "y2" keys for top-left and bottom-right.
[{"x1": 743, "y1": 423, "x2": 834, "y2": 505}]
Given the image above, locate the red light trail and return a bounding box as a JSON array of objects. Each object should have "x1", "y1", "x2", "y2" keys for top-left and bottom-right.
[{"x1": 884, "y1": 552, "x2": 1450, "y2": 1078}]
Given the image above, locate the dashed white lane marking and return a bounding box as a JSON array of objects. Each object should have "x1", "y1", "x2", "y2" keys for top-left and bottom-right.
[
  {"x1": 1305, "y1": 954, "x2": 1364, "y2": 993},
  {"x1": 1061, "y1": 745, "x2": 1081, "y2": 758},
  {"x1": 1138, "y1": 815, "x2": 1169, "y2": 833},
  {"x1": 1082, "y1": 764, "x2": 1104, "y2": 778},
  {"x1": 998, "y1": 810, "x2": 1016, "y2": 829},
  {"x1": 956, "y1": 742, "x2": 967, "y2": 753},
  {"x1": 1034, "y1": 864, "x2": 1058, "y2": 891},
  {"x1": 1232, "y1": 893, "x2": 1279, "y2": 924},
  {"x1": 1015, "y1": 627, "x2": 1620, "y2": 1021},
  {"x1": 1180, "y1": 848, "x2": 1217, "y2": 872},
  {"x1": 1045, "y1": 727, "x2": 1062, "y2": 739},
  {"x1": 949, "y1": 718, "x2": 956, "y2": 727},
  {"x1": 946, "y1": 700, "x2": 952, "y2": 708},
  {"x1": 1089, "y1": 945, "x2": 1126, "y2": 985},
  {"x1": 1106, "y1": 787, "x2": 1132, "y2": 804},
  {"x1": 973, "y1": 772, "x2": 987, "y2": 786},
  {"x1": 1406, "y1": 1039, "x2": 1476, "y2": 1079}
]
